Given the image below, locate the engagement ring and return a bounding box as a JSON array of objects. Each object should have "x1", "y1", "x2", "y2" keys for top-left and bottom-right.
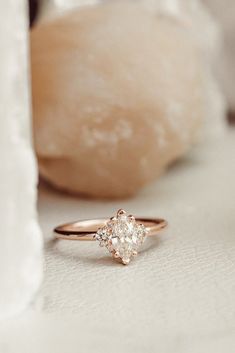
[{"x1": 54, "y1": 209, "x2": 167, "y2": 265}]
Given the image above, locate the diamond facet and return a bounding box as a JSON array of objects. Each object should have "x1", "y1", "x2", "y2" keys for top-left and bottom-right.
[{"x1": 95, "y1": 210, "x2": 147, "y2": 264}]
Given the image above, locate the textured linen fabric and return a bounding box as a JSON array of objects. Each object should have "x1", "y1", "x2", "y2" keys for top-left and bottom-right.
[{"x1": 0, "y1": 130, "x2": 235, "y2": 352}]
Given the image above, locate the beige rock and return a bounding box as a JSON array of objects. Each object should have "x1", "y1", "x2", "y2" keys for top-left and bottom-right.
[{"x1": 31, "y1": 1, "x2": 207, "y2": 198}]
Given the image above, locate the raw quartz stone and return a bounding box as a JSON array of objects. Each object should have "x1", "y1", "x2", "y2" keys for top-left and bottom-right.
[
  {"x1": 0, "y1": 1, "x2": 42, "y2": 319},
  {"x1": 31, "y1": 0, "x2": 224, "y2": 198}
]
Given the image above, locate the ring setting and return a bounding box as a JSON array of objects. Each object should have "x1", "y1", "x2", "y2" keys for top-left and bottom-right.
[{"x1": 95, "y1": 209, "x2": 148, "y2": 265}]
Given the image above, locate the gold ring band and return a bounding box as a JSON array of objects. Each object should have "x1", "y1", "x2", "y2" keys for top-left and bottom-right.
[
  {"x1": 54, "y1": 217, "x2": 167, "y2": 241},
  {"x1": 54, "y1": 209, "x2": 168, "y2": 265}
]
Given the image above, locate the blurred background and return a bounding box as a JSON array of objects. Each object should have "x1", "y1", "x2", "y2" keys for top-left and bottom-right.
[{"x1": 28, "y1": 0, "x2": 234, "y2": 200}]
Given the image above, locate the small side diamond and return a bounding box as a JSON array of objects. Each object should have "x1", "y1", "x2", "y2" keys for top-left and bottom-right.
[{"x1": 95, "y1": 228, "x2": 110, "y2": 247}]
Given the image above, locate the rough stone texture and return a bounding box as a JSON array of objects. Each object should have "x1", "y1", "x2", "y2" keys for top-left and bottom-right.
[
  {"x1": 31, "y1": 0, "x2": 225, "y2": 198},
  {"x1": 0, "y1": 0, "x2": 42, "y2": 319}
]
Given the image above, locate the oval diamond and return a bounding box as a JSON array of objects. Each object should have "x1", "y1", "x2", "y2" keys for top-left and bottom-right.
[{"x1": 96, "y1": 210, "x2": 147, "y2": 264}]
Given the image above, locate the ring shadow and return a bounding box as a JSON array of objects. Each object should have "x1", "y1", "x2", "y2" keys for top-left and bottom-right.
[{"x1": 45, "y1": 235, "x2": 163, "y2": 267}]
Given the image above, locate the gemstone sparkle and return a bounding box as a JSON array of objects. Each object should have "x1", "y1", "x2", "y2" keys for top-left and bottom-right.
[{"x1": 95, "y1": 209, "x2": 147, "y2": 264}]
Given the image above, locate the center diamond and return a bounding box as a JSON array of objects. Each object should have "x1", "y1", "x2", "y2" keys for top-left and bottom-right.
[{"x1": 95, "y1": 209, "x2": 147, "y2": 264}]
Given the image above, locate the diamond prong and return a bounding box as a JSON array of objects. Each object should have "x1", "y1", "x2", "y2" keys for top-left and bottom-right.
[
  {"x1": 128, "y1": 215, "x2": 135, "y2": 222},
  {"x1": 117, "y1": 209, "x2": 126, "y2": 217},
  {"x1": 113, "y1": 251, "x2": 120, "y2": 259}
]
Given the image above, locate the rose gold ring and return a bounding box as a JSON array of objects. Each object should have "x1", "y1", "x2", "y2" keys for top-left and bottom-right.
[{"x1": 54, "y1": 209, "x2": 168, "y2": 265}]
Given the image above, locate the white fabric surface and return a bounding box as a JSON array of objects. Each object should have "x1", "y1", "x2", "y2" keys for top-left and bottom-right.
[{"x1": 0, "y1": 130, "x2": 235, "y2": 352}]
